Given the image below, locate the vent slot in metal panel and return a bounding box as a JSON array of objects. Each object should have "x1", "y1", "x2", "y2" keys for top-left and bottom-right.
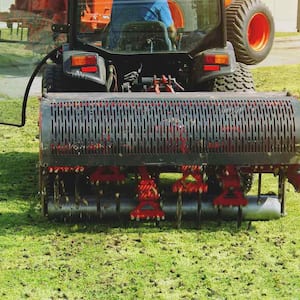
[{"x1": 45, "y1": 96, "x2": 296, "y2": 156}]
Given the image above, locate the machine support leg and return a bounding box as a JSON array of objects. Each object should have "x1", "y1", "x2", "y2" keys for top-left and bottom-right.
[
  {"x1": 176, "y1": 191, "x2": 183, "y2": 229},
  {"x1": 97, "y1": 189, "x2": 103, "y2": 219},
  {"x1": 115, "y1": 193, "x2": 121, "y2": 221},
  {"x1": 257, "y1": 173, "x2": 262, "y2": 204},
  {"x1": 278, "y1": 171, "x2": 286, "y2": 216},
  {"x1": 54, "y1": 175, "x2": 60, "y2": 207},
  {"x1": 40, "y1": 167, "x2": 48, "y2": 216},
  {"x1": 217, "y1": 206, "x2": 222, "y2": 226},
  {"x1": 197, "y1": 192, "x2": 202, "y2": 229},
  {"x1": 74, "y1": 174, "x2": 80, "y2": 206},
  {"x1": 247, "y1": 221, "x2": 252, "y2": 230},
  {"x1": 237, "y1": 206, "x2": 242, "y2": 228}
]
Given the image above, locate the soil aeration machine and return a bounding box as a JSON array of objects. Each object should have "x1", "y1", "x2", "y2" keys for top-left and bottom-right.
[{"x1": 2, "y1": 0, "x2": 300, "y2": 226}]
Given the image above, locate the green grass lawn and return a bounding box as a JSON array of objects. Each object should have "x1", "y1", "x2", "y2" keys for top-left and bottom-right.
[
  {"x1": 275, "y1": 32, "x2": 300, "y2": 38},
  {"x1": 1, "y1": 65, "x2": 300, "y2": 299},
  {"x1": 252, "y1": 64, "x2": 300, "y2": 97}
]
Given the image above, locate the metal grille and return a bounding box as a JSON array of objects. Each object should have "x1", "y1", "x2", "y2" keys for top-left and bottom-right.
[{"x1": 47, "y1": 95, "x2": 296, "y2": 156}]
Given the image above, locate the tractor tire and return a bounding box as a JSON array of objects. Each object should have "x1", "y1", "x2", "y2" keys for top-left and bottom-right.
[
  {"x1": 42, "y1": 64, "x2": 68, "y2": 93},
  {"x1": 212, "y1": 62, "x2": 255, "y2": 92},
  {"x1": 226, "y1": 0, "x2": 274, "y2": 65}
]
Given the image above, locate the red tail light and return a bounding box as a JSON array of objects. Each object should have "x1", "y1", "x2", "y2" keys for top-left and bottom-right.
[
  {"x1": 203, "y1": 53, "x2": 229, "y2": 72},
  {"x1": 203, "y1": 65, "x2": 220, "y2": 71},
  {"x1": 81, "y1": 66, "x2": 98, "y2": 73}
]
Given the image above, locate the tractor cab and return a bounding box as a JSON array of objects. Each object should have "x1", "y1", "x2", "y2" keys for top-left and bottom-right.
[
  {"x1": 75, "y1": 0, "x2": 224, "y2": 54},
  {"x1": 56, "y1": 0, "x2": 235, "y2": 95}
]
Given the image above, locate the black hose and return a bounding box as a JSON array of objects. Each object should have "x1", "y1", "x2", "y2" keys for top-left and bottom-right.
[{"x1": 2, "y1": 46, "x2": 62, "y2": 127}]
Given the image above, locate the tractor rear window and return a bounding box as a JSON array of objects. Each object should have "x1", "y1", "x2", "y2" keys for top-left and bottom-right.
[{"x1": 77, "y1": 0, "x2": 220, "y2": 53}]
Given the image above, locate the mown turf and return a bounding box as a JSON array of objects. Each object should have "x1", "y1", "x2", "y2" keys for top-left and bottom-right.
[
  {"x1": 252, "y1": 64, "x2": 300, "y2": 97},
  {"x1": 275, "y1": 32, "x2": 300, "y2": 38},
  {"x1": 0, "y1": 65, "x2": 300, "y2": 299}
]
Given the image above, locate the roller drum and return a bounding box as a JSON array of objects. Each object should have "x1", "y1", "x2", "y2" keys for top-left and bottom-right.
[
  {"x1": 40, "y1": 92, "x2": 300, "y2": 166},
  {"x1": 46, "y1": 195, "x2": 281, "y2": 221}
]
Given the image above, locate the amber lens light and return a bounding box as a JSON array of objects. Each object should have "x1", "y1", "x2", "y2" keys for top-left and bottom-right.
[
  {"x1": 224, "y1": 0, "x2": 232, "y2": 8},
  {"x1": 71, "y1": 55, "x2": 97, "y2": 67},
  {"x1": 204, "y1": 54, "x2": 229, "y2": 65}
]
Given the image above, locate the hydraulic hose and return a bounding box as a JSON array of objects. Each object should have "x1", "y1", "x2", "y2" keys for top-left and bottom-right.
[{"x1": 2, "y1": 46, "x2": 62, "y2": 127}]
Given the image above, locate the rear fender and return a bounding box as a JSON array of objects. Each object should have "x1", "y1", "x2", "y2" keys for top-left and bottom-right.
[
  {"x1": 62, "y1": 50, "x2": 106, "y2": 86},
  {"x1": 192, "y1": 41, "x2": 236, "y2": 84}
]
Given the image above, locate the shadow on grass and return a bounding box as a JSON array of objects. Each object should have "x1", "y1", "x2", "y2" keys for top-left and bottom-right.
[
  {"x1": 0, "y1": 208, "x2": 254, "y2": 237},
  {"x1": 0, "y1": 215, "x2": 252, "y2": 237},
  {"x1": 0, "y1": 152, "x2": 38, "y2": 201}
]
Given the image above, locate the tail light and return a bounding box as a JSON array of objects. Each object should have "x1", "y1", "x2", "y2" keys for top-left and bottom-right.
[
  {"x1": 71, "y1": 55, "x2": 98, "y2": 73},
  {"x1": 203, "y1": 53, "x2": 229, "y2": 71}
]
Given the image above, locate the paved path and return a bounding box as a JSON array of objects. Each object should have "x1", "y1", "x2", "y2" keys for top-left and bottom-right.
[
  {"x1": 0, "y1": 75, "x2": 40, "y2": 98},
  {"x1": 256, "y1": 36, "x2": 300, "y2": 67},
  {"x1": 1, "y1": 36, "x2": 300, "y2": 99}
]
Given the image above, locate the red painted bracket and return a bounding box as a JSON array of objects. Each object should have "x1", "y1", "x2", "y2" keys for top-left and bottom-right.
[
  {"x1": 89, "y1": 166, "x2": 125, "y2": 183},
  {"x1": 213, "y1": 165, "x2": 248, "y2": 207},
  {"x1": 48, "y1": 166, "x2": 85, "y2": 173},
  {"x1": 130, "y1": 167, "x2": 165, "y2": 220},
  {"x1": 130, "y1": 201, "x2": 165, "y2": 220},
  {"x1": 172, "y1": 166, "x2": 208, "y2": 193}
]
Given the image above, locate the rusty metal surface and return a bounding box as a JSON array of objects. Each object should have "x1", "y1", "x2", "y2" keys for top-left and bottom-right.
[{"x1": 40, "y1": 92, "x2": 300, "y2": 166}]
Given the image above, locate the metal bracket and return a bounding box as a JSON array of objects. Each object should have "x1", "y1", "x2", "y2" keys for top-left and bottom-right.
[{"x1": 52, "y1": 24, "x2": 70, "y2": 34}]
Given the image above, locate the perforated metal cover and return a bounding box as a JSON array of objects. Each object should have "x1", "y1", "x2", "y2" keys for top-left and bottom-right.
[{"x1": 40, "y1": 92, "x2": 300, "y2": 166}]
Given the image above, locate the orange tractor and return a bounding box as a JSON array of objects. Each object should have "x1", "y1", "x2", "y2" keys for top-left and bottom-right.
[
  {"x1": 78, "y1": 0, "x2": 275, "y2": 64},
  {"x1": 1, "y1": 0, "x2": 274, "y2": 64}
]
